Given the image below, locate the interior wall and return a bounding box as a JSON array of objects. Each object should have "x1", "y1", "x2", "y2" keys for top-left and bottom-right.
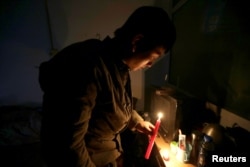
[
  {"x1": 0, "y1": 0, "x2": 50, "y2": 105},
  {"x1": 0, "y1": 0, "x2": 156, "y2": 107},
  {"x1": 207, "y1": 102, "x2": 250, "y2": 131},
  {"x1": 1, "y1": 0, "x2": 249, "y2": 130}
]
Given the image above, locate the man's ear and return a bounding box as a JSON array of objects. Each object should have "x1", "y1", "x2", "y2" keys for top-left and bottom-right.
[{"x1": 131, "y1": 34, "x2": 144, "y2": 52}]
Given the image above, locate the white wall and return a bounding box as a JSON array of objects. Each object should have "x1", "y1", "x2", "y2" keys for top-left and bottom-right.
[
  {"x1": 206, "y1": 102, "x2": 250, "y2": 131},
  {"x1": 0, "y1": 0, "x2": 157, "y2": 106},
  {"x1": 47, "y1": 0, "x2": 157, "y2": 49},
  {"x1": 0, "y1": 0, "x2": 51, "y2": 105}
]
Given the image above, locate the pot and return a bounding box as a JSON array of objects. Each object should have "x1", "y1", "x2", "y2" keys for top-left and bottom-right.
[
  {"x1": 202, "y1": 123, "x2": 236, "y2": 151},
  {"x1": 202, "y1": 123, "x2": 225, "y2": 145}
]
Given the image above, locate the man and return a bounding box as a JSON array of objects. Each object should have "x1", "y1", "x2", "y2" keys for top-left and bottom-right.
[{"x1": 39, "y1": 6, "x2": 176, "y2": 167}]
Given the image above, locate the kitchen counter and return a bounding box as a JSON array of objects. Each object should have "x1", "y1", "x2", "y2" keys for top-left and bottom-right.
[{"x1": 154, "y1": 134, "x2": 196, "y2": 167}]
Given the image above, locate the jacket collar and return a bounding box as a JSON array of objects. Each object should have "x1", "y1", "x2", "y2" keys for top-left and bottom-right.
[{"x1": 101, "y1": 36, "x2": 129, "y2": 72}]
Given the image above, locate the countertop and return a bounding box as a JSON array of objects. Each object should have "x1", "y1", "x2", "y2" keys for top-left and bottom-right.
[{"x1": 154, "y1": 134, "x2": 196, "y2": 167}]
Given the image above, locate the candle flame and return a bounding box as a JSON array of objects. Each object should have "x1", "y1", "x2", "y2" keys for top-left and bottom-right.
[{"x1": 158, "y1": 112, "x2": 163, "y2": 119}]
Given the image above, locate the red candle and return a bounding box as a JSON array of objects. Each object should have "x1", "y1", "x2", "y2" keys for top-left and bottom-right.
[{"x1": 145, "y1": 112, "x2": 162, "y2": 159}]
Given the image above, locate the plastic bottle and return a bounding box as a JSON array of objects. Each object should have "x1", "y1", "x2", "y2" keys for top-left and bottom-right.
[
  {"x1": 189, "y1": 130, "x2": 202, "y2": 164},
  {"x1": 197, "y1": 135, "x2": 215, "y2": 167}
]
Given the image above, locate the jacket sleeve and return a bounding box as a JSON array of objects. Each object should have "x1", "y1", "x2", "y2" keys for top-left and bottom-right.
[
  {"x1": 128, "y1": 109, "x2": 144, "y2": 131},
  {"x1": 69, "y1": 83, "x2": 97, "y2": 167}
]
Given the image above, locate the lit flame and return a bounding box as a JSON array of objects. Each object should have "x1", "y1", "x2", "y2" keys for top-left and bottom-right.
[{"x1": 158, "y1": 112, "x2": 163, "y2": 119}]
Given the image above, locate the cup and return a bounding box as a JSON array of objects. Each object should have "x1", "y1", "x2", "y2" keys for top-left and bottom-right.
[
  {"x1": 160, "y1": 149, "x2": 169, "y2": 161},
  {"x1": 176, "y1": 143, "x2": 192, "y2": 163},
  {"x1": 170, "y1": 141, "x2": 178, "y2": 154}
]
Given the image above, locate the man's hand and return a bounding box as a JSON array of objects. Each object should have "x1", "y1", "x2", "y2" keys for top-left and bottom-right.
[{"x1": 135, "y1": 121, "x2": 155, "y2": 135}]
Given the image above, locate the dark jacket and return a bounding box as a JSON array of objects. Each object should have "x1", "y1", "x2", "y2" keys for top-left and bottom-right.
[{"x1": 39, "y1": 37, "x2": 143, "y2": 167}]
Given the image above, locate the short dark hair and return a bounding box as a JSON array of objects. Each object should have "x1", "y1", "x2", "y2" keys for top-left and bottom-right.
[{"x1": 114, "y1": 6, "x2": 176, "y2": 52}]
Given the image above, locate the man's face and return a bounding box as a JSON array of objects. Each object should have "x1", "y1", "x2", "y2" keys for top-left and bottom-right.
[{"x1": 123, "y1": 46, "x2": 166, "y2": 71}]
